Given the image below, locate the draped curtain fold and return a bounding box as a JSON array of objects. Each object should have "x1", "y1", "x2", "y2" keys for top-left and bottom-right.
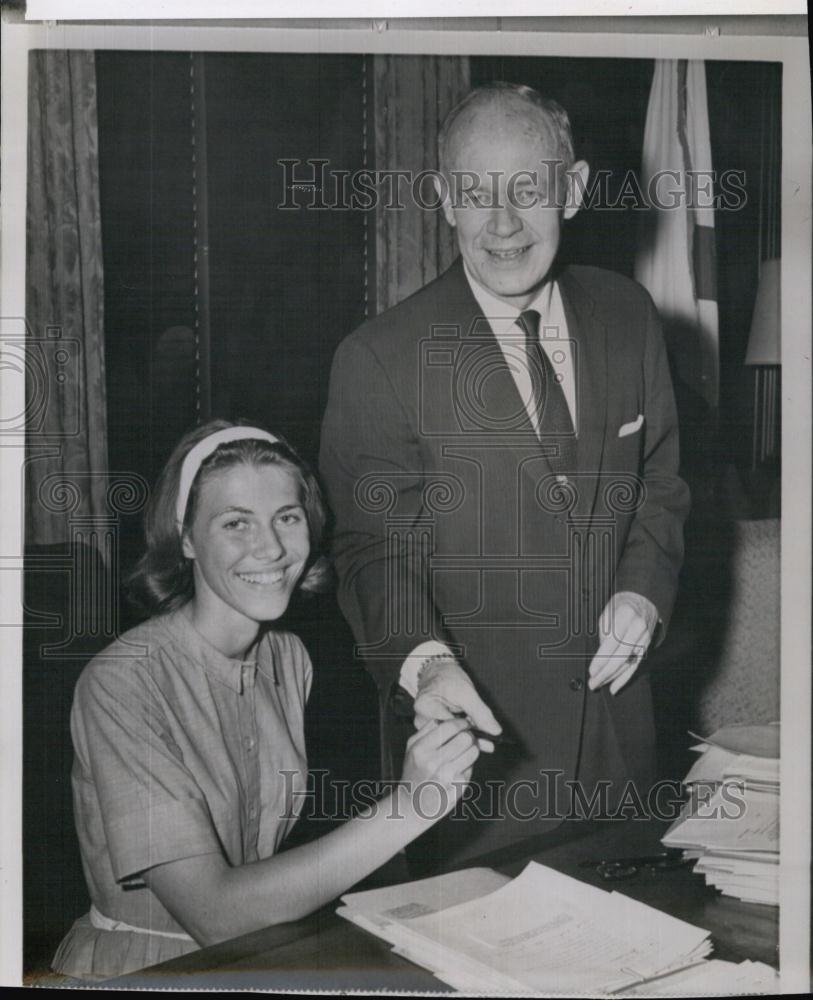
[
  {"x1": 26, "y1": 50, "x2": 108, "y2": 547},
  {"x1": 372, "y1": 55, "x2": 470, "y2": 313},
  {"x1": 635, "y1": 60, "x2": 719, "y2": 413}
]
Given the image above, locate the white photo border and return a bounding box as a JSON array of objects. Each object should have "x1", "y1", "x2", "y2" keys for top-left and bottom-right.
[{"x1": 1, "y1": 14, "x2": 809, "y2": 992}]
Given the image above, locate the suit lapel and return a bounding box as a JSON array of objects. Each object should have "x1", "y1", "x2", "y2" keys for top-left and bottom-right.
[
  {"x1": 558, "y1": 268, "x2": 609, "y2": 514},
  {"x1": 435, "y1": 260, "x2": 610, "y2": 493},
  {"x1": 443, "y1": 259, "x2": 543, "y2": 437}
]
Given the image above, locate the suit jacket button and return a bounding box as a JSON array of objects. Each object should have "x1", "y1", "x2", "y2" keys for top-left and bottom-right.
[{"x1": 569, "y1": 677, "x2": 584, "y2": 691}]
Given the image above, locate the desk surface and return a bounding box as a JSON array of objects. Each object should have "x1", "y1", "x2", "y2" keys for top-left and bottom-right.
[{"x1": 106, "y1": 819, "x2": 778, "y2": 991}]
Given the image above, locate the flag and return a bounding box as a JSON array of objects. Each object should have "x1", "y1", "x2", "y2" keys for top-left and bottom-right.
[{"x1": 635, "y1": 60, "x2": 719, "y2": 412}]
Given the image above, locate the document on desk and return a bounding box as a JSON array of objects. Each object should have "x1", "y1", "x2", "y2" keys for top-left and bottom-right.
[
  {"x1": 663, "y1": 787, "x2": 779, "y2": 853},
  {"x1": 346, "y1": 861, "x2": 712, "y2": 995},
  {"x1": 723, "y1": 754, "x2": 780, "y2": 787},
  {"x1": 337, "y1": 867, "x2": 510, "y2": 946},
  {"x1": 684, "y1": 744, "x2": 779, "y2": 788},
  {"x1": 624, "y1": 958, "x2": 779, "y2": 995},
  {"x1": 338, "y1": 866, "x2": 509, "y2": 918},
  {"x1": 693, "y1": 853, "x2": 779, "y2": 906},
  {"x1": 664, "y1": 725, "x2": 779, "y2": 906},
  {"x1": 684, "y1": 743, "x2": 743, "y2": 785}
]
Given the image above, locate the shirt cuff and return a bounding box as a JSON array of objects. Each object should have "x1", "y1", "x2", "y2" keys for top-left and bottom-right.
[
  {"x1": 398, "y1": 641, "x2": 455, "y2": 698},
  {"x1": 613, "y1": 590, "x2": 661, "y2": 649}
]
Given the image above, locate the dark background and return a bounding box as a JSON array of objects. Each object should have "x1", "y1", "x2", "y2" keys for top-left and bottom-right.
[{"x1": 98, "y1": 52, "x2": 369, "y2": 489}]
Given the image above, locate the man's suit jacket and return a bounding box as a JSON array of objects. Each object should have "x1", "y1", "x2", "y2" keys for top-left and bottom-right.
[{"x1": 320, "y1": 258, "x2": 690, "y2": 864}]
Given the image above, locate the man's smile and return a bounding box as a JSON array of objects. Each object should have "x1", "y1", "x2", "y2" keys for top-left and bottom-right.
[{"x1": 484, "y1": 245, "x2": 532, "y2": 261}]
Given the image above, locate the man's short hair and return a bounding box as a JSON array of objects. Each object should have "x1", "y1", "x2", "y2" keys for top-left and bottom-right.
[{"x1": 438, "y1": 81, "x2": 576, "y2": 177}]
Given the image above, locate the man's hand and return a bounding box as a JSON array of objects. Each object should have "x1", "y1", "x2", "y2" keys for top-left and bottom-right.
[
  {"x1": 413, "y1": 655, "x2": 502, "y2": 752},
  {"x1": 588, "y1": 592, "x2": 658, "y2": 695}
]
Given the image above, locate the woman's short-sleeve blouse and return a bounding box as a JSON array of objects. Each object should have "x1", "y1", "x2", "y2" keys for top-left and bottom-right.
[{"x1": 51, "y1": 609, "x2": 312, "y2": 981}]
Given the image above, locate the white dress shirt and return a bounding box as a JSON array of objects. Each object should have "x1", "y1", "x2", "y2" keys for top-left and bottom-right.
[
  {"x1": 461, "y1": 263, "x2": 577, "y2": 432},
  {"x1": 399, "y1": 266, "x2": 576, "y2": 695}
]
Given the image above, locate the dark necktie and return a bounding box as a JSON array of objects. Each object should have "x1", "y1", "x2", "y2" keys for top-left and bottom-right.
[{"x1": 519, "y1": 308, "x2": 576, "y2": 473}]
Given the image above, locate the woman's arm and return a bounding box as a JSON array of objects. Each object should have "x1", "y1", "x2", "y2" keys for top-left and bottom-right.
[{"x1": 143, "y1": 717, "x2": 478, "y2": 946}]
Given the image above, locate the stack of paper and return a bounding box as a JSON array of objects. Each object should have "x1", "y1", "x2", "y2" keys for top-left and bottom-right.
[
  {"x1": 662, "y1": 723, "x2": 779, "y2": 905},
  {"x1": 338, "y1": 861, "x2": 712, "y2": 994},
  {"x1": 625, "y1": 958, "x2": 779, "y2": 995},
  {"x1": 336, "y1": 866, "x2": 510, "y2": 945}
]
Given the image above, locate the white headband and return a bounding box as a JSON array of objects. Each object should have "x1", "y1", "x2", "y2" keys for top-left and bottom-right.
[{"x1": 176, "y1": 427, "x2": 279, "y2": 533}]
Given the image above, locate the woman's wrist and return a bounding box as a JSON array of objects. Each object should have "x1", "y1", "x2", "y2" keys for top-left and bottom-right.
[
  {"x1": 390, "y1": 777, "x2": 458, "y2": 835},
  {"x1": 391, "y1": 781, "x2": 423, "y2": 825}
]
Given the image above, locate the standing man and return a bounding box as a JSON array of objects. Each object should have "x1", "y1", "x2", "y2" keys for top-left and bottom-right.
[{"x1": 320, "y1": 82, "x2": 690, "y2": 869}]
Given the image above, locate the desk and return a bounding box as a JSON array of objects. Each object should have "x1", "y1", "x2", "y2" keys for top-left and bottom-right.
[{"x1": 105, "y1": 819, "x2": 778, "y2": 991}]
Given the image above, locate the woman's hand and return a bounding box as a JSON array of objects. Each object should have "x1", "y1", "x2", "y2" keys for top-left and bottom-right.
[{"x1": 399, "y1": 717, "x2": 480, "y2": 819}]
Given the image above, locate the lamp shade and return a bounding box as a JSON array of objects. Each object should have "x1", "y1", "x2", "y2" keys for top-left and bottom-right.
[{"x1": 745, "y1": 258, "x2": 781, "y2": 365}]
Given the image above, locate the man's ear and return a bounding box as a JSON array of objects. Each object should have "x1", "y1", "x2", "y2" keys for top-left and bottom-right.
[
  {"x1": 434, "y1": 173, "x2": 456, "y2": 228},
  {"x1": 563, "y1": 160, "x2": 590, "y2": 221}
]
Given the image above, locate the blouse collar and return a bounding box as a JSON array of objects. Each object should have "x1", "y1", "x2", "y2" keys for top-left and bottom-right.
[{"x1": 161, "y1": 608, "x2": 260, "y2": 693}]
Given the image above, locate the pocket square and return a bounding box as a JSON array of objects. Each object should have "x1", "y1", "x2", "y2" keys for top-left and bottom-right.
[{"x1": 618, "y1": 414, "x2": 644, "y2": 438}]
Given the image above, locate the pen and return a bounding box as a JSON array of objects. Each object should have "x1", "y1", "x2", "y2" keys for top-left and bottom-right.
[
  {"x1": 390, "y1": 690, "x2": 517, "y2": 746},
  {"x1": 452, "y1": 712, "x2": 518, "y2": 748}
]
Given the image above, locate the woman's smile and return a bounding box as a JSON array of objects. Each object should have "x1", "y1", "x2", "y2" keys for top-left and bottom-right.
[
  {"x1": 182, "y1": 463, "x2": 311, "y2": 656},
  {"x1": 235, "y1": 568, "x2": 287, "y2": 586}
]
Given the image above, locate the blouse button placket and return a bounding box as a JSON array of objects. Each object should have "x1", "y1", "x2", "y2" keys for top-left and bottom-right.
[{"x1": 240, "y1": 663, "x2": 261, "y2": 860}]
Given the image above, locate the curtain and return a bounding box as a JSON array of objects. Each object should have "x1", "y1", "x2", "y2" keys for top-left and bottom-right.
[
  {"x1": 372, "y1": 55, "x2": 470, "y2": 313},
  {"x1": 752, "y1": 65, "x2": 782, "y2": 468},
  {"x1": 26, "y1": 50, "x2": 108, "y2": 548},
  {"x1": 635, "y1": 60, "x2": 719, "y2": 413}
]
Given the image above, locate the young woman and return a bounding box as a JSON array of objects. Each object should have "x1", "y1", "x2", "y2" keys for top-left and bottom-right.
[{"x1": 51, "y1": 420, "x2": 481, "y2": 982}]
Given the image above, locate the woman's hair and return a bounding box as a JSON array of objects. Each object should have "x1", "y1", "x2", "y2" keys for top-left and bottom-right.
[{"x1": 127, "y1": 418, "x2": 332, "y2": 614}]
